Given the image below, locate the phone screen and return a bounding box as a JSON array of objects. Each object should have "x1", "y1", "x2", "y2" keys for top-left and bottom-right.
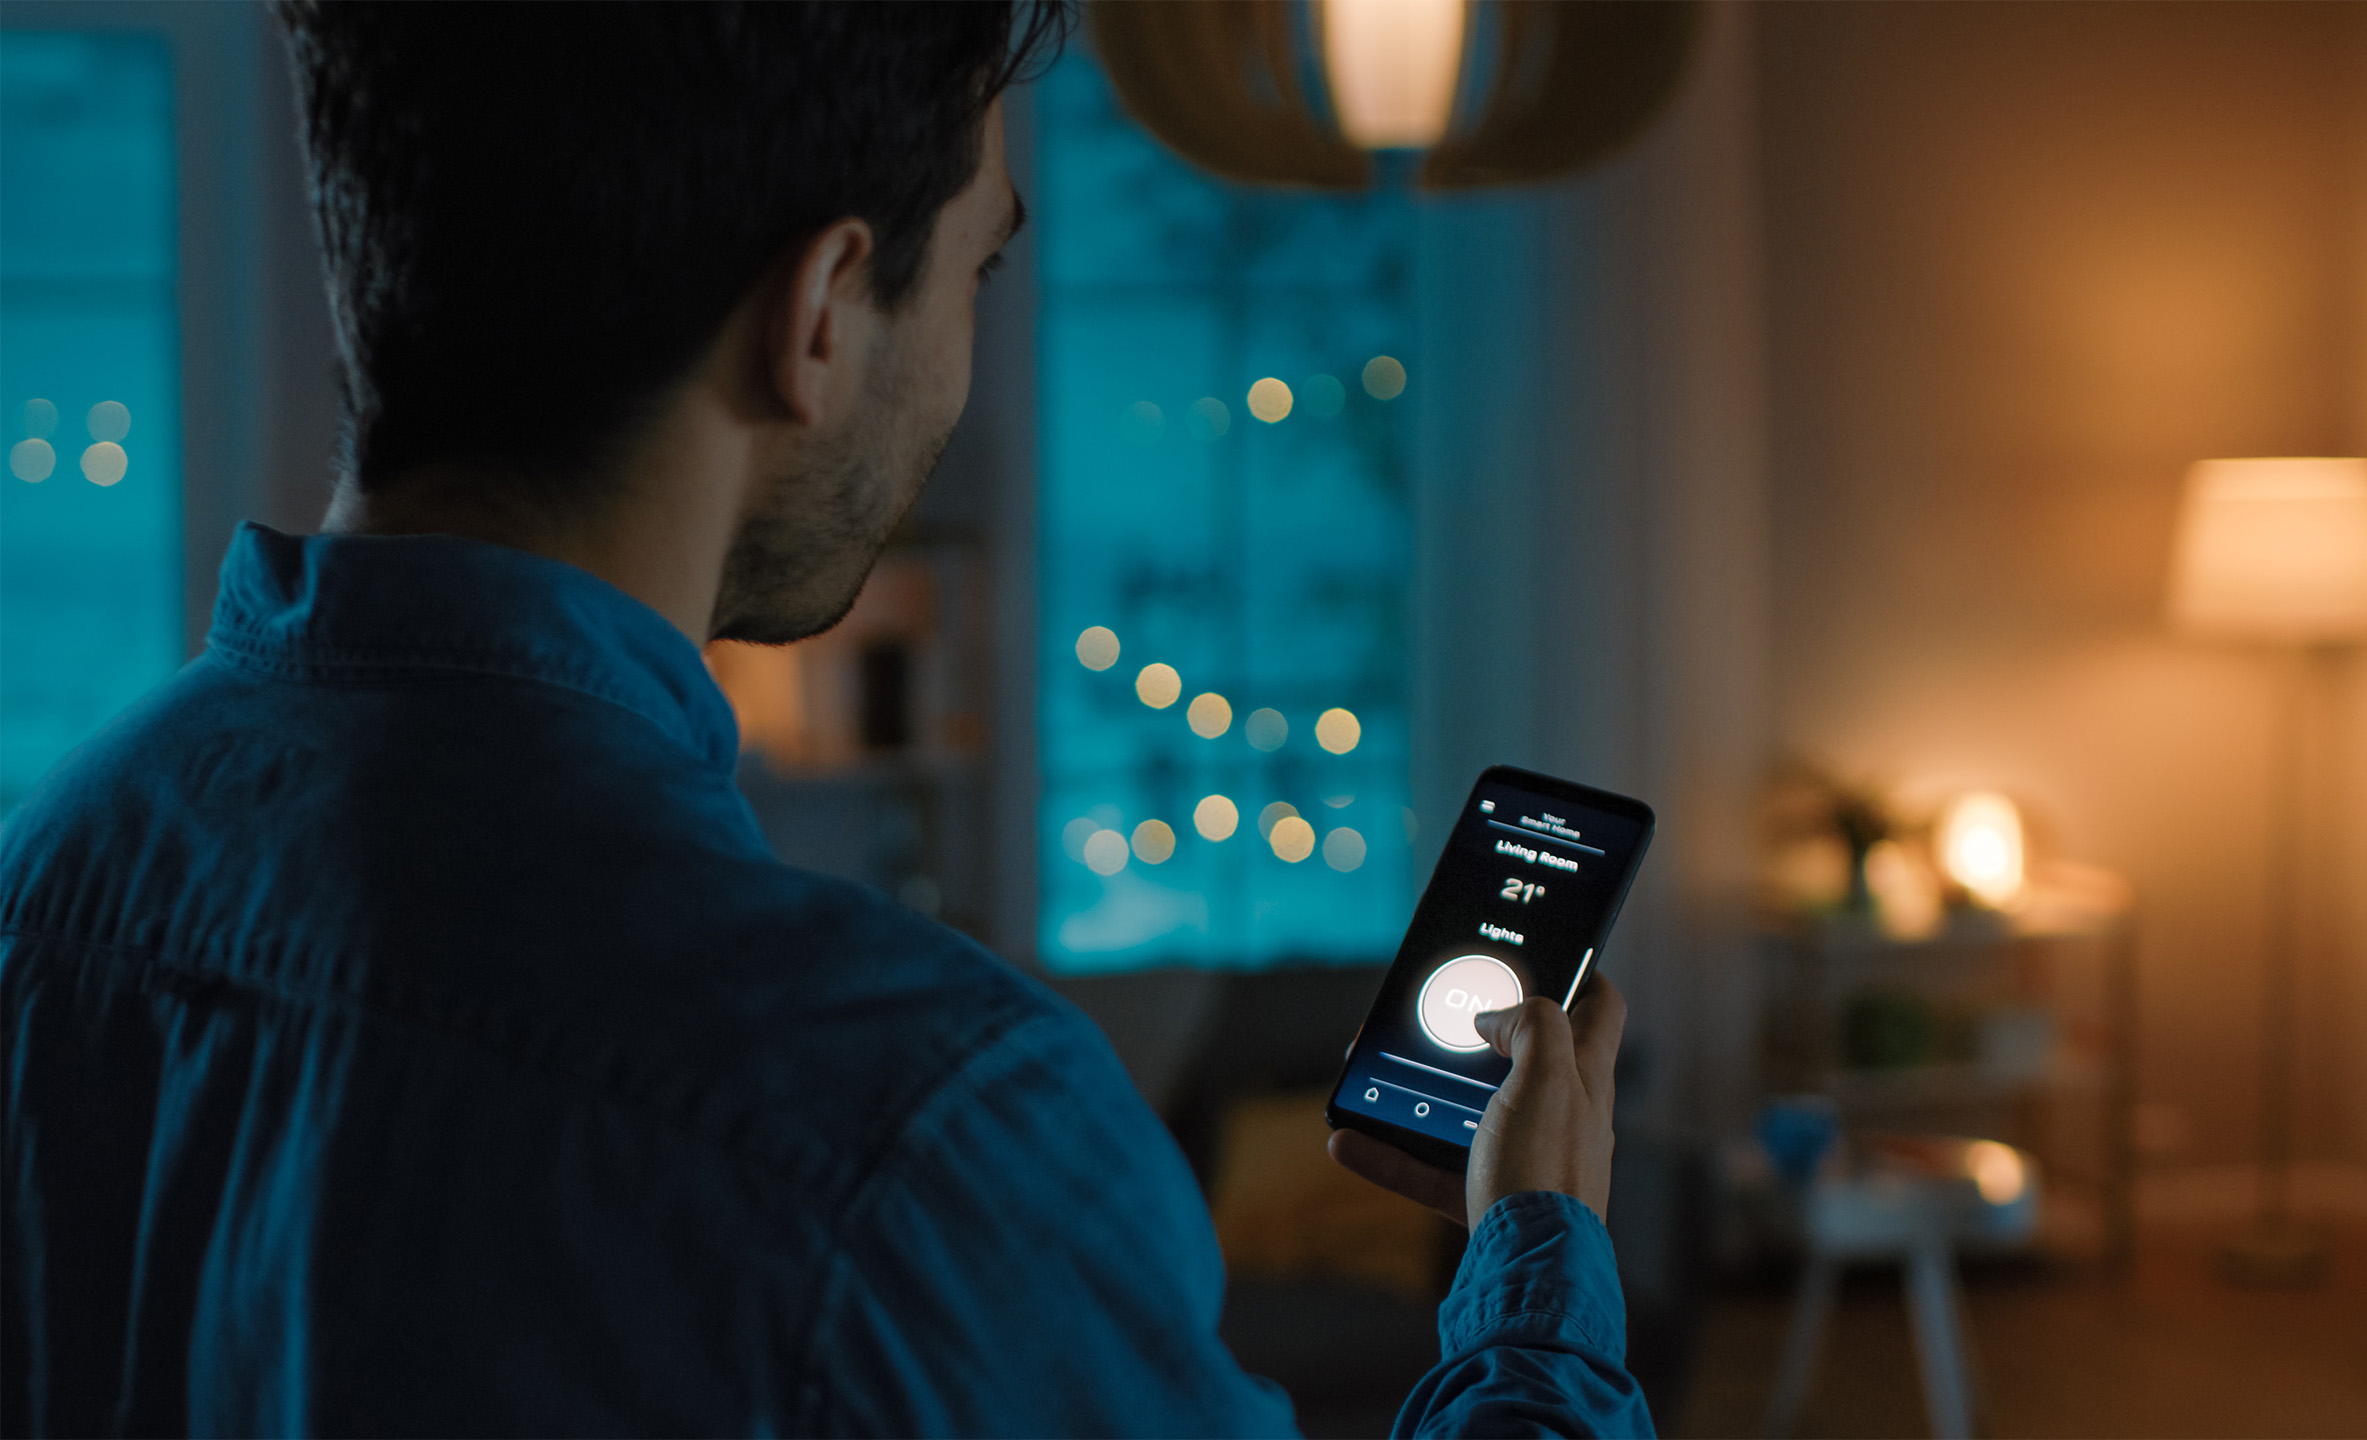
[{"x1": 1325, "y1": 766, "x2": 1654, "y2": 1170}]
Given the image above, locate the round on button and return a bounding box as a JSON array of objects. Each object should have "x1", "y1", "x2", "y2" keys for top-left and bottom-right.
[{"x1": 1417, "y1": 955, "x2": 1523, "y2": 1052}]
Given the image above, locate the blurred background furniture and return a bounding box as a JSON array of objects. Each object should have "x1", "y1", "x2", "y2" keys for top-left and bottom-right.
[
  {"x1": 1762, "y1": 1135, "x2": 2040, "y2": 1440},
  {"x1": 1758, "y1": 892, "x2": 2138, "y2": 1273}
]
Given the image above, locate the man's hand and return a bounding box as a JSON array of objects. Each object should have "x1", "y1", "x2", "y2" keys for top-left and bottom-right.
[{"x1": 1327, "y1": 978, "x2": 1626, "y2": 1227}]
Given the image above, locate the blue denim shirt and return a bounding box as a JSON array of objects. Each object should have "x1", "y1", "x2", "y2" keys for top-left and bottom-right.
[{"x1": 1, "y1": 524, "x2": 1653, "y2": 1437}]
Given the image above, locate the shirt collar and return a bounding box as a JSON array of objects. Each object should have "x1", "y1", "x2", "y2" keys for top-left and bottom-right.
[{"x1": 206, "y1": 523, "x2": 741, "y2": 774}]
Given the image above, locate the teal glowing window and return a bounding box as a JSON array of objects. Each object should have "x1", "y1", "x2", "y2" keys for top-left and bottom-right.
[
  {"x1": 0, "y1": 31, "x2": 183, "y2": 816},
  {"x1": 1037, "y1": 50, "x2": 1416, "y2": 972}
]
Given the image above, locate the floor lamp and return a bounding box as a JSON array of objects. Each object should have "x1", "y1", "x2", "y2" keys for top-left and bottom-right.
[{"x1": 2165, "y1": 456, "x2": 2367, "y2": 1288}]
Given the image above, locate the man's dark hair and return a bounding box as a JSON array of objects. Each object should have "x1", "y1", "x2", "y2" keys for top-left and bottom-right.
[{"x1": 277, "y1": 1, "x2": 1068, "y2": 497}]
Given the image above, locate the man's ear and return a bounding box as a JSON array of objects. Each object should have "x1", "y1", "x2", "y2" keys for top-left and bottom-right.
[{"x1": 769, "y1": 217, "x2": 878, "y2": 428}]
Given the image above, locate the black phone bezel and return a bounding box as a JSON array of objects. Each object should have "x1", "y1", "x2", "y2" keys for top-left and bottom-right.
[{"x1": 1323, "y1": 764, "x2": 1655, "y2": 1174}]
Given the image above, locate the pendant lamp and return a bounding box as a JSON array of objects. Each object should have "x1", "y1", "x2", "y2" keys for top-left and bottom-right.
[{"x1": 1087, "y1": 0, "x2": 1700, "y2": 191}]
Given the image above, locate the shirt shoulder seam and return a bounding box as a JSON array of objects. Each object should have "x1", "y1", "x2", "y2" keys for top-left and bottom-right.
[
  {"x1": 0, "y1": 921, "x2": 1038, "y2": 1195},
  {"x1": 203, "y1": 629, "x2": 715, "y2": 760}
]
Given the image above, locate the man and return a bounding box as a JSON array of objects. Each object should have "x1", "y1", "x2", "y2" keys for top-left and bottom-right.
[{"x1": 0, "y1": 5, "x2": 1652, "y2": 1435}]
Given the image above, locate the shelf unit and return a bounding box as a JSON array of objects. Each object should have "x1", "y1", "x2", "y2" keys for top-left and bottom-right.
[{"x1": 1759, "y1": 893, "x2": 2138, "y2": 1270}]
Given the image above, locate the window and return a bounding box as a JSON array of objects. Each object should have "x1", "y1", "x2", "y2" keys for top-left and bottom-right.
[
  {"x1": 0, "y1": 31, "x2": 182, "y2": 816},
  {"x1": 1036, "y1": 50, "x2": 1417, "y2": 972}
]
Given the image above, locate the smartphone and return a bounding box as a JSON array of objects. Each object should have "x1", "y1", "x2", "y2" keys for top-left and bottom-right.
[{"x1": 1325, "y1": 765, "x2": 1655, "y2": 1172}]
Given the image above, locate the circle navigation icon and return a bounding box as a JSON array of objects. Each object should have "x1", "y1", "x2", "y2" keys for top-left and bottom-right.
[{"x1": 1417, "y1": 955, "x2": 1523, "y2": 1052}]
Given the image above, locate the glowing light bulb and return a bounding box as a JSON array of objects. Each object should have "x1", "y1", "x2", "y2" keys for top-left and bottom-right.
[
  {"x1": 1938, "y1": 791, "x2": 2025, "y2": 908},
  {"x1": 1319, "y1": 0, "x2": 1467, "y2": 150},
  {"x1": 1186, "y1": 692, "x2": 1233, "y2": 738},
  {"x1": 1132, "y1": 819, "x2": 1177, "y2": 864},
  {"x1": 1082, "y1": 828, "x2": 1131, "y2": 875},
  {"x1": 1269, "y1": 815, "x2": 1316, "y2": 863},
  {"x1": 1315, "y1": 707, "x2": 1361, "y2": 754},
  {"x1": 1323, "y1": 827, "x2": 1366, "y2": 871},
  {"x1": 1075, "y1": 626, "x2": 1120, "y2": 671},
  {"x1": 1247, "y1": 377, "x2": 1293, "y2": 423},
  {"x1": 80, "y1": 441, "x2": 127, "y2": 486},
  {"x1": 1195, "y1": 794, "x2": 1239, "y2": 841},
  {"x1": 1965, "y1": 1139, "x2": 2027, "y2": 1205},
  {"x1": 1135, "y1": 663, "x2": 1182, "y2": 709},
  {"x1": 1188, "y1": 397, "x2": 1231, "y2": 440},
  {"x1": 10, "y1": 439, "x2": 55, "y2": 482}
]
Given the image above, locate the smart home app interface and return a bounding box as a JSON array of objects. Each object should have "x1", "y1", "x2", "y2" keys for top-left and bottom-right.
[{"x1": 1332, "y1": 774, "x2": 1650, "y2": 1152}]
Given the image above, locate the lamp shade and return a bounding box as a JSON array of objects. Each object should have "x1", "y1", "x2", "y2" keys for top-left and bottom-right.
[
  {"x1": 1319, "y1": 0, "x2": 1468, "y2": 150},
  {"x1": 2165, "y1": 458, "x2": 2367, "y2": 642}
]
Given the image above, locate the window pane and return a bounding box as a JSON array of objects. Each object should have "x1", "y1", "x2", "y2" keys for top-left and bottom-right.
[
  {"x1": 0, "y1": 32, "x2": 182, "y2": 816},
  {"x1": 1037, "y1": 52, "x2": 1415, "y2": 972}
]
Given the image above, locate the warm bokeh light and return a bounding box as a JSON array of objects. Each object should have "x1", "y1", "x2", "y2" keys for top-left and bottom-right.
[
  {"x1": 1195, "y1": 793, "x2": 1240, "y2": 841},
  {"x1": 1135, "y1": 662, "x2": 1182, "y2": 708},
  {"x1": 10, "y1": 439, "x2": 55, "y2": 482},
  {"x1": 1246, "y1": 377, "x2": 1293, "y2": 423},
  {"x1": 1315, "y1": 707, "x2": 1361, "y2": 754},
  {"x1": 1318, "y1": 0, "x2": 1468, "y2": 150},
  {"x1": 1361, "y1": 356, "x2": 1407, "y2": 400},
  {"x1": 1323, "y1": 826, "x2": 1366, "y2": 871},
  {"x1": 1258, "y1": 800, "x2": 1299, "y2": 840},
  {"x1": 1865, "y1": 839, "x2": 1942, "y2": 940},
  {"x1": 1937, "y1": 791, "x2": 2026, "y2": 908},
  {"x1": 1303, "y1": 373, "x2": 1346, "y2": 418},
  {"x1": 2166, "y1": 458, "x2": 2367, "y2": 641},
  {"x1": 1121, "y1": 400, "x2": 1164, "y2": 446},
  {"x1": 1245, "y1": 707, "x2": 1288, "y2": 751},
  {"x1": 1965, "y1": 1139, "x2": 2028, "y2": 1205},
  {"x1": 20, "y1": 398, "x2": 58, "y2": 437},
  {"x1": 1269, "y1": 815, "x2": 1316, "y2": 863},
  {"x1": 85, "y1": 400, "x2": 129, "y2": 443},
  {"x1": 1075, "y1": 625, "x2": 1121, "y2": 671},
  {"x1": 1186, "y1": 691, "x2": 1233, "y2": 738},
  {"x1": 1132, "y1": 818, "x2": 1177, "y2": 864},
  {"x1": 1188, "y1": 396, "x2": 1231, "y2": 440},
  {"x1": 1062, "y1": 815, "x2": 1101, "y2": 861},
  {"x1": 80, "y1": 441, "x2": 126, "y2": 486},
  {"x1": 1083, "y1": 828, "x2": 1131, "y2": 875}
]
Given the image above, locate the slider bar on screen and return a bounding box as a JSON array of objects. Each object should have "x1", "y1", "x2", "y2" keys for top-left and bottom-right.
[
  {"x1": 1370, "y1": 1078, "x2": 1487, "y2": 1119},
  {"x1": 1486, "y1": 818, "x2": 1605, "y2": 856},
  {"x1": 1381, "y1": 1052, "x2": 1500, "y2": 1093}
]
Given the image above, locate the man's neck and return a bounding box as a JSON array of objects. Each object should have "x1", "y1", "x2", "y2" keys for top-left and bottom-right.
[{"x1": 322, "y1": 405, "x2": 756, "y2": 646}]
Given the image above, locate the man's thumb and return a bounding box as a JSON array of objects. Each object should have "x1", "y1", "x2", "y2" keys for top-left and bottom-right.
[{"x1": 1475, "y1": 996, "x2": 1570, "y2": 1064}]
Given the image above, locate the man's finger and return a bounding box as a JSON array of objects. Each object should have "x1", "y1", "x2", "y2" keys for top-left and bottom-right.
[
  {"x1": 1327, "y1": 1128, "x2": 1468, "y2": 1228},
  {"x1": 1474, "y1": 995, "x2": 1575, "y2": 1067}
]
